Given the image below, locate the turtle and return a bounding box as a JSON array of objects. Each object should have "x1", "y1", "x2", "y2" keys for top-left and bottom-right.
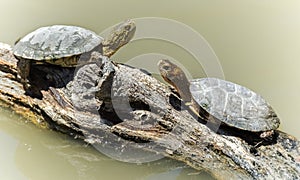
[
  {"x1": 13, "y1": 19, "x2": 136, "y2": 91},
  {"x1": 158, "y1": 59, "x2": 280, "y2": 138}
]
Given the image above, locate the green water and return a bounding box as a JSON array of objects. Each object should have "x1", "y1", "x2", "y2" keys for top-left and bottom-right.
[
  {"x1": 0, "y1": 0, "x2": 300, "y2": 179},
  {"x1": 0, "y1": 108, "x2": 213, "y2": 180}
]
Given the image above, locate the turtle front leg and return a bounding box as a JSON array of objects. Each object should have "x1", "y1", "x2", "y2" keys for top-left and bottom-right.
[{"x1": 17, "y1": 58, "x2": 31, "y2": 90}]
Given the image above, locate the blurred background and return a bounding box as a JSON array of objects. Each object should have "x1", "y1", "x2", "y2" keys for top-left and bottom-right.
[{"x1": 0, "y1": 0, "x2": 299, "y2": 179}]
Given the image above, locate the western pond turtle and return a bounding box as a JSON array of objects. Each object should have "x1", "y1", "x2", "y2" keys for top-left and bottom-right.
[
  {"x1": 158, "y1": 59, "x2": 280, "y2": 137},
  {"x1": 13, "y1": 20, "x2": 136, "y2": 91}
]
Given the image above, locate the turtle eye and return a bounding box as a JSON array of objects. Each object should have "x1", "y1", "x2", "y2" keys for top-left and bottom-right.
[{"x1": 162, "y1": 65, "x2": 170, "y2": 71}]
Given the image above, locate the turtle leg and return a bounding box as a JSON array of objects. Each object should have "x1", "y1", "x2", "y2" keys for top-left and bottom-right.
[{"x1": 17, "y1": 58, "x2": 31, "y2": 90}]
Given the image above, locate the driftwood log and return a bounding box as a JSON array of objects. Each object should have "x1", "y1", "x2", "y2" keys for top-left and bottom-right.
[{"x1": 0, "y1": 42, "x2": 299, "y2": 179}]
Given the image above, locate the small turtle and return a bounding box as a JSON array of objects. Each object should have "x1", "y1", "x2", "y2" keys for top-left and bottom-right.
[
  {"x1": 13, "y1": 20, "x2": 136, "y2": 91},
  {"x1": 158, "y1": 59, "x2": 280, "y2": 138}
]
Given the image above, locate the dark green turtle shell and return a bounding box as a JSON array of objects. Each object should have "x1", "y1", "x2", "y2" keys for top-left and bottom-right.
[
  {"x1": 190, "y1": 78, "x2": 280, "y2": 132},
  {"x1": 13, "y1": 25, "x2": 103, "y2": 62}
]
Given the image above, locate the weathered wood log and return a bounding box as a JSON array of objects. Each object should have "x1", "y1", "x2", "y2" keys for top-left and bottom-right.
[{"x1": 0, "y1": 42, "x2": 299, "y2": 179}]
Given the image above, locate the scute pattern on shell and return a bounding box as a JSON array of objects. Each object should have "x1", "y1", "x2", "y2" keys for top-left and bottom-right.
[
  {"x1": 13, "y1": 25, "x2": 103, "y2": 60},
  {"x1": 190, "y1": 78, "x2": 280, "y2": 131}
]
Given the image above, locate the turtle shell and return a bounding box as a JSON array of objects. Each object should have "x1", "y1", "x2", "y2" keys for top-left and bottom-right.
[
  {"x1": 13, "y1": 25, "x2": 103, "y2": 61},
  {"x1": 190, "y1": 78, "x2": 280, "y2": 132}
]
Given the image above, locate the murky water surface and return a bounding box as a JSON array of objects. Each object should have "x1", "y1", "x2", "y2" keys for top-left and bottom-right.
[
  {"x1": 0, "y1": 108, "x2": 213, "y2": 180},
  {"x1": 0, "y1": 0, "x2": 300, "y2": 179}
]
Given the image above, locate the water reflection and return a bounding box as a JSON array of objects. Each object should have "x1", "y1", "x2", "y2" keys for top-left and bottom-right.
[{"x1": 0, "y1": 108, "x2": 214, "y2": 180}]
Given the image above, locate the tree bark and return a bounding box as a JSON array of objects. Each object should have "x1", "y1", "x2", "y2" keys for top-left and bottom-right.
[{"x1": 0, "y1": 42, "x2": 299, "y2": 179}]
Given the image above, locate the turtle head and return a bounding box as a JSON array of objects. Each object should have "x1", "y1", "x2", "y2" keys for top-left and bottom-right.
[
  {"x1": 115, "y1": 19, "x2": 136, "y2": 43},
  {"x1": 158, "y1": 59, "x2": 192, "y2": 102},
  {"x1": 102, "y1": 19, "x2": 136, "y2": 57}
]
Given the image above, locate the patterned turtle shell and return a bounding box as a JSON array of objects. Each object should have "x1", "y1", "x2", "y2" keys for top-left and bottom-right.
[
  {"x1": 13, "y1": 25, "x2": 103, "y2": 62},
  {"x1": 190, "y1": 78, "x2": 280, "y2": 131}
]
